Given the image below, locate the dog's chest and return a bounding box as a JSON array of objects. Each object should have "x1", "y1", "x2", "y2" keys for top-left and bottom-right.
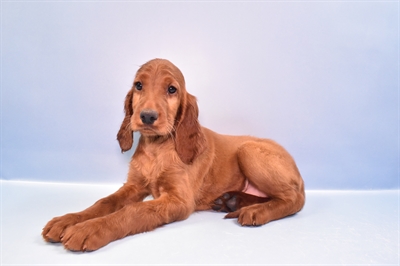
[{"x1": 132, "y1": 141, "x2": 175, "y2": 183}]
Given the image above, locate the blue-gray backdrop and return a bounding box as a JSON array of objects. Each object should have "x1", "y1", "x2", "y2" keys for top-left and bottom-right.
[{"x1": 1, "y1": 1, "x2": 398, "y2": 189}]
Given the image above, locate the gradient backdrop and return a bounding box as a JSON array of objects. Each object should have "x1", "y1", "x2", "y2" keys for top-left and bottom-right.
[{"x1": 1, "y1": 1, "x2": 398, "y2": 189}]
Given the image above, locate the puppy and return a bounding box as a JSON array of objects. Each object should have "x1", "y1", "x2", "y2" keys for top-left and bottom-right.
[{"x1": 42, "y1": 58, "x2": 305, "y2": 251}]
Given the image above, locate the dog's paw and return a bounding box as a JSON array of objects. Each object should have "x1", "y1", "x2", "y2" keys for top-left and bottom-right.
[
  {"x1": 226, "y1": 205, "x2": 270, "y2": 226},
  {"x1": 212, "y1": 192, "x2": 241, "y2": 212},
  {"x1": 61, "y1": 218, "x2": 112, "y2": 252},
  {"x1": 42, "y1": 213, "x2": 83, "y2": 243},
  {"x1": 212, "y1": 191, "x2": 270, "y2": 213}
]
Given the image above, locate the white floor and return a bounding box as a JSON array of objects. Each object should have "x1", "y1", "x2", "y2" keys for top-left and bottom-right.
[{"x1": 1, "y1": 180, "x2": 398, "y2": 265}]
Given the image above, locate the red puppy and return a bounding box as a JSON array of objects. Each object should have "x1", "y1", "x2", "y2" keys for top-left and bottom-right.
[{"x1": 42, "y1": 59, "x2": 305, "y2": 251}]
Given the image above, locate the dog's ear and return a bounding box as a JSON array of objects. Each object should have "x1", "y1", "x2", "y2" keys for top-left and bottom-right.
[
  {"x1": 117, "y1": 89, "x2": 134, "y2": 152},
  {"x1": 175, "y1": 93, "x2": 207, "y2": 164}
]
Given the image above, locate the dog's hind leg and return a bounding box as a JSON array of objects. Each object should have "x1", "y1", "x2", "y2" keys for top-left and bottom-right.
[{"x1": 217, "y1": 140, "x2": 305, "y2": 226}]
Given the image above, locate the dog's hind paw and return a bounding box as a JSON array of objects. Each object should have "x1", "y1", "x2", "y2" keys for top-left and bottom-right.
[
  {"x1": 212, "y1": 192, "x2": 239, "y2": 212},
  {"x1": 212, "y1": 191, "x2": 270, "y2": 213}
]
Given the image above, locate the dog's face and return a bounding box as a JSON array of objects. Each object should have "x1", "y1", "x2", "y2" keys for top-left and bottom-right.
[
  {"x1": 117, "y1": 59, "x2": 205, "y2": 164},
  {"x1": 130, "y1": 59, "x2": 185, "y2": 137}
]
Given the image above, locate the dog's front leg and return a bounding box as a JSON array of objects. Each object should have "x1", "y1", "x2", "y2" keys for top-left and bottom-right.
[
  {"x1": 42, "y1": 183, "x2": 148, "y2": 244},
  {"x1": 61, "y1": 191, "x2": 195, "y2": 252}
]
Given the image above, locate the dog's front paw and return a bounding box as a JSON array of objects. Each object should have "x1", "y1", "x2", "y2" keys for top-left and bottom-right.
[
  {"x1": 42, "y1": 213, "x2": 83, "y2": 243},
  {"x1": 61, "y1": 218, "x2": 113, "y2": 252}
]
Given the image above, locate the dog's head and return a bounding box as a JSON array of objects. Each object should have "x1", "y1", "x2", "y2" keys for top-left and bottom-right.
[{"x1": 117, "y1": 59, "x2": 206, "y2": 164}]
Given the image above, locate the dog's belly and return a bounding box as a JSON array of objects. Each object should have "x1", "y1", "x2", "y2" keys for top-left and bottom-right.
[{"x1": 242, "y1": 179, "x2": 268, "y2": 197}]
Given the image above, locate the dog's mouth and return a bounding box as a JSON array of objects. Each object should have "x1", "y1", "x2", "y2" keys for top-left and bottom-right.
[
  {"x1": 138, "y1": 126, "x2": 159, "y2": 135},
  {"x1": 132, "y1": 116, "x2": 175, "y2": 137},
  {"x1": 136, "y1": 125, "x2": 167, "y2": 136},
  {"x1": 136, "y1": 124, "x2": 175, "y2": 138}
]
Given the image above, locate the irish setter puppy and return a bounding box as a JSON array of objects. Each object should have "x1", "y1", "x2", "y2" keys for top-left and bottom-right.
[{"x1": 42, "y1": 58, "x2": 305, "y2": 251}]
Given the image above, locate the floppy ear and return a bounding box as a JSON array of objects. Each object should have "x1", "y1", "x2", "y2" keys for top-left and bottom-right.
[
  {"x1": 175, "y1": 93, "x2": 207, "y2": 164},
  {"x1": 117, "y1": 89, "x2": 134, "y2": 152}
]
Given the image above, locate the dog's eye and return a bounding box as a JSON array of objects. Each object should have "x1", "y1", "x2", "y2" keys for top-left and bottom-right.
[
  {"x1": 134, "y1": 82, "x2": 143, "y2": 91},
  {"x1": 168, "y1": 86, "x2": 177, "y2": 94}
]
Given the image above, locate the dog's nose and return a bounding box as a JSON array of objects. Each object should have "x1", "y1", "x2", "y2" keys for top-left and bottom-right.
[{"x1": 140, "y1": 109, "x2": 158, "y2": 125}]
